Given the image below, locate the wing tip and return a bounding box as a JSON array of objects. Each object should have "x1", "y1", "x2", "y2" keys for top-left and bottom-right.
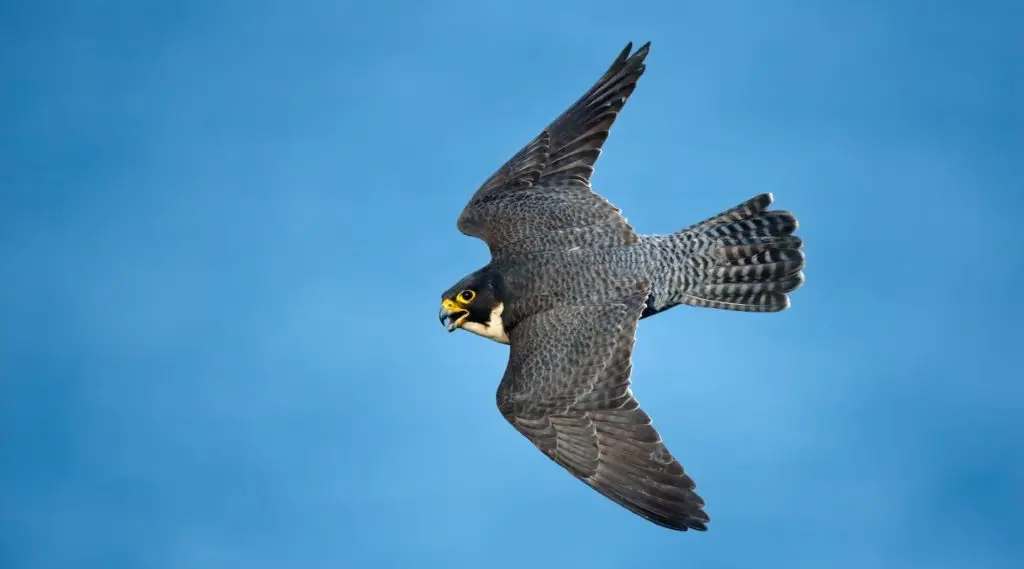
[
  {"x1": 621, "y1": 40, "x2": 651, "y2": 56},
  {"x1": 617, "y1": 41, "x2": 633, "y2": 61},
  {"x1": 612, "y1": 41, "x2": 652, "y2": 73},
  {"x1": 632, "y1": 504, "x2": 711, "y2": 532},
  {"x1": 634, "y1": 41, "x2": 652, "y2": 59}
]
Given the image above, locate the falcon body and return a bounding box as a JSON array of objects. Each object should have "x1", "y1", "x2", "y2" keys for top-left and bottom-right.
[{"x1": 439, "y1": 42, "x2": 804, "y2": 531}]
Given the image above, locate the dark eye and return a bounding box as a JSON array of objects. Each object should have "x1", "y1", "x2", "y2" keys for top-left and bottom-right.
[{"x1": 459, "y1": 290, "x2": 475, "y2": 303}]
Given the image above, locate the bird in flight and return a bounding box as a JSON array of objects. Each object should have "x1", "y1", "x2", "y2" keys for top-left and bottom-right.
[{"x1": 439, "y1": 42, "x2": 805, "y2": 531}]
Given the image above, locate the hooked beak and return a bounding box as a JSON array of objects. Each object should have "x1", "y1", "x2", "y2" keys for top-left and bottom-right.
[{"x1": 439, "y1": 299, "x2": 468, "y2": 333}]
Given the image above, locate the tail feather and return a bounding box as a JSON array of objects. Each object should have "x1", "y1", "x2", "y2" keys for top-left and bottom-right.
[
  {"x1": 708, "y1": 250, "x2": 804, "y2": 283},
  {"x1": 715, "y1": 237, "x2": 803, "y2": 261},
  {"x1": 687, "y1": 193, "x2": 773, "y2": 231},
  {"x1": 679, "y1": 193, "x2": 805, "y2": 313},
  {"x1": 701, "y1": 273, "x2": 804, "y2": 296},
  {"x1": 705, "y1": 211, "x2": 798, "y2": 240}
]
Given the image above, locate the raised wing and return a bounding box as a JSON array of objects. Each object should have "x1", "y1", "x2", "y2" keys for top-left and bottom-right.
[
  {"x1": 495, "y1": 280, "x2": 709, "y2": 531},
  {"x1": 457, "y1": 42, "x2": 651, "y2": 256}
]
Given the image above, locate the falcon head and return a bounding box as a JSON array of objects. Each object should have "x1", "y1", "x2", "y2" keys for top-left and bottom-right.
[{"x1": 439, "y1": 267, "x2": 509, "y2": 344}]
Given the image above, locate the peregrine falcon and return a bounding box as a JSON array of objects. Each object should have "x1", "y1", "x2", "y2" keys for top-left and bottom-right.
[{"x1": 439, "y1": 42, "x2": 804, "y2": 531}]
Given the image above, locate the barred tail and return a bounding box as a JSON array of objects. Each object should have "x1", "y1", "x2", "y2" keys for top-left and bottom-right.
[{"x1": 678, "y1": 193, "x2": 804, "y2": 313}]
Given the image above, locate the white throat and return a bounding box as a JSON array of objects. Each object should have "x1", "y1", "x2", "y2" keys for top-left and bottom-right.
[{"x1": 461, "y1": 302, "x2": 510, "y2": 344}]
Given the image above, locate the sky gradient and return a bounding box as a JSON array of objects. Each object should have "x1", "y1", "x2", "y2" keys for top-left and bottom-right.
[{"x1": 2, "y1": 1, "x2": 1022, "y2": 568}]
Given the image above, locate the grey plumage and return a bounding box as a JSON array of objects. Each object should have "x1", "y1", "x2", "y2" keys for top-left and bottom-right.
[
  {"x1": 440, "y1": 42, "x2": 804, "y2": 531},
  {"x1": 457, "y1": 42, "x2": 644, "y2": 256}
]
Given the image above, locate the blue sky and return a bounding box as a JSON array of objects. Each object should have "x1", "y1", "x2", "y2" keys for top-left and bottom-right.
[{"x1": 2, "y1": 1, "x2": 1022, "y2": 568}]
